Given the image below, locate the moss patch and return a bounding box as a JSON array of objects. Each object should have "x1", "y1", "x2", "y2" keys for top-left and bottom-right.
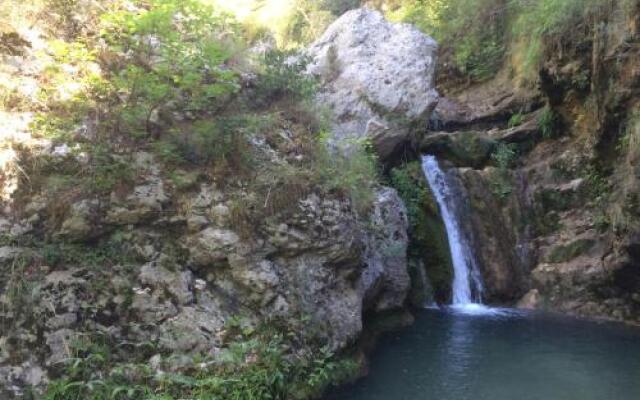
[
  {"x1": 423, "y1": 132, "x2": 496, "y2": 169},
  {"x1": 535, "y1": 188, "x2": 575, "y2": 212},
  {"x1": 546, "y1": 238, "x2": 595, "y2": 263}
]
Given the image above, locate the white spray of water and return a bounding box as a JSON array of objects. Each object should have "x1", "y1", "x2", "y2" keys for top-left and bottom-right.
[{"x1": 421, "y1": 155, "x2": 484, "y2": 306}]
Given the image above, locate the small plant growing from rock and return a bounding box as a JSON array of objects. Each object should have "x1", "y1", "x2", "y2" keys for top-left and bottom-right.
[
  {"x1": 508, "y1": 113, "x2": 524, "y2": 128},
  {"x1": 490, "y1": 142, "x2": 517, "y2": 199},
  {"x1": 538, "y1": 106, "x2": 560, "y2": 139}
]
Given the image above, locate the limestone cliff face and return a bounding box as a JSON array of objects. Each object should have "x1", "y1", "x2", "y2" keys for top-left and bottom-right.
[
  {"x1": 423, "y1": 3, "x2": 640, "y2": 322},
  {"x1": 0, "y1": 9, "x2": 436, "y2": 396},
  {"x1": 0, "y1": 149, "x2": 410, "y2": 396}
]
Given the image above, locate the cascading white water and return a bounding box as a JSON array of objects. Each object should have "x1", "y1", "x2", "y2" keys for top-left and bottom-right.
[{"x1": 421, "y1": 155, "x2": 484, "y2": 306}]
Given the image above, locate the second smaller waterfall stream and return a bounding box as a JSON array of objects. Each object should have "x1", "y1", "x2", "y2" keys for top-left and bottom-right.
[{"x1": 421, "y1": 155, "x2": 484, "y2": 306}]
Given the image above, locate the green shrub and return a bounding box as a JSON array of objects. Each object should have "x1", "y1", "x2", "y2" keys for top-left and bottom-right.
[
  {"x1": 98, "y1": 0, "x2": 242, "y2": 136},
  {"x1": 508, "y1": 113, "x2": 524, "y2": 128},
  {"x1": 538, "y1": 106, "x2": 560, "y2": 139},
  {"x1": 582, "y1": 165, "x2": 609, "y2": 200},
  {"x1": 389, "y1": 164, "x2": 429, "y2": 228},
  {"x1": 546, "y1": 238, "x2": 595, "y2": 263},
  {"x1": 535, "y1": 188, "x2": 573, "y2": 212},
  {"x1": 87, "y1": 147, "x2": 135, "y2": 193},
  {"x1": 511, "y1": 0, "x2": 621, "y2": 78},
  {"x1": 491, "y1": 142, "x2": 517, "y2": 169},
  {"x1": 44, "y1": 320, "x2": 359, "y2": 400},
  {"x1": 314, "y1": 135, "x2": 379, "y2": 216},
  {"x1": 254, "y1": 50, "x2": 317, "y2": 107},
  {"x1": 383, "y1": 0, "x2": 633, "y2": 83},
  {"x1": 386, "y1": 0, "x2": 507, "y2": 82},
  {"x1": 42, "y1": 233, "x2": 141, "y2": 268}
]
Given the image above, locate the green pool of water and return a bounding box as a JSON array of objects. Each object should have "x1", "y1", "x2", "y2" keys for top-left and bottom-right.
[{"x1": 326, "y1": 308, "x2": 640, "y2": 400}]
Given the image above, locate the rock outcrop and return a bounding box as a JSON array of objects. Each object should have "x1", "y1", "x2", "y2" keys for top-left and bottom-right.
[
  {"x1": 0, "y1": 151, "x2": 411, "y2": 395},
  {"x1": 306, "y1": 8, "x2": 439, "y2": 161},
  {"x1": 0, "y1": 9, "x2": 416, "y2": 396},
  {"x1": 422, "y1": 4, "x2": 640, "y2": 321}
]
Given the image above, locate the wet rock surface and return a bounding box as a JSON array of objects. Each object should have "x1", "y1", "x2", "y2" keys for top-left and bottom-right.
[{"x1": 422, "y1": 10, "x2": 640, "y2": 322}]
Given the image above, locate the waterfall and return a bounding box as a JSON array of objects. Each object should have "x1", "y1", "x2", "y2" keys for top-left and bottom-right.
[{"x1": 421, "y1": 155, "x2": 484, "y2": 306}]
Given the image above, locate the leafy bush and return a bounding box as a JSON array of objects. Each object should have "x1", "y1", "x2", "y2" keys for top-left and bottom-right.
[
  {"x1": 44, "y1": 320, "x2": 359, "y2": 400},
  {"x1": 386, "y1": 0, "x2": 508, "y2": 82},
  {"x1": 98, "y1": 0, "x2": 242, "y2": 136},
  {"x1": 253, "y1": 50, "x2": 317, "y2": 106},
  {"x1": 382, "y1": 0, "x2": 634, "y2": 83},
  {"x1": 510, "y1": 0, "x2": 626, "y2": 78},
  {"x1": 314, "y1": 135, "x2": 379, "y2": 216},
  {"x1": 538, "y1": 106, "x2": 560, "y2": 139},
  {"x1": 389, "y1": 163, "x2": 430, "y2": 228},
  {"x1": 491, "y1": 142, "x2": 517, "y2": 169},
  {"x1": 275, "y1": 0, "x2": 340, "y2": 47},
  {"x1": 87, "y1": 146, "x2": 135, "y2": 193},
  {"x1": 508, "y1": 113, "x2": 524, "y2": 128},
  {"x1": 321, "y1": 0, "x2": 361, "y2": 16}
]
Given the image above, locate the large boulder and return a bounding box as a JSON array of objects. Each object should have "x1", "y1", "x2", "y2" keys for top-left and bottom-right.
[{"x1": 306, "y1": 8, "x2": 439, "y2": 161}]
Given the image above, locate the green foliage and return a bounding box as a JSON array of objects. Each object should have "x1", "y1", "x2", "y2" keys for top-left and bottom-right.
[
  {"x1": 386, "y1": 0, "x2": 507, "y2": 82},
  {"x1": 44, "y1": 320, "x2": 359, "y2": 400},
  {"x1": 42, "y1": 232, "x2": 142, "y2": 268},
  {"x1": 254, "y1": 50, "x2": 317, "y2": 106},
  {"x1": 510, "y1": 0, "x2": 621, "y2": 77},
  {"x1": 609, "y1": 113, "x2": 640, "y2": 233},
  {"x1": 184, "y1": 117, "x2": 252, "y2": 165},
  {"x1": 490, "y1": 142, "x2": 517, "y2": 199},
  {"x1": 320, "y1": 0, "x2": 361, "y2": 16},
  {"x1": 314, "y1": 135, "x2": 379, "y2": 215},
  {"x1": 30, "y1": 113, "x2": 85, "y2": 142},
  {"x1": 87, "y1": 147, "x2": 136, "y2": 193},
  {"x1": 43, "y1": 334, "x2": 154, "y2": 400},
  {"x1": 538, "y1": 106, "x2": 560, "y2": 139},
  {"x1": 491, "y1": 142, "x2": 517, "y2": 169},
  {"x1": 383, "y1": 0, "x2": 632, "y2": 83},
  {"x1": 275, "y1": 0, "x2": 341, "y2": 47},
  {"x1": 582, "y1": 165, "x2": 609, "y2": 200},
  {"x1": 508, "y1": 113, "x2": 524, "y2": 128},
  {"x1": 98, "y1": 0, "x2": 242, "y2": 136},
  {"x1": 5, "y1": 255, "x2": 40, "y2": 325},
  {"x1": 389, "y1": 164, "x2": 429, "y2": 228},
  {"x1": 546, "y1": 238, "x2": 595, "y2": 263},
  {"x1": 389, "y1": 161, "x2": 452, "y2": 302},
  {"x1": 535, "y1": 188, "x2": 573, "y2": 213},
  {"x1": 453, "y1": 36, "x2": 505, "y2": 81}
]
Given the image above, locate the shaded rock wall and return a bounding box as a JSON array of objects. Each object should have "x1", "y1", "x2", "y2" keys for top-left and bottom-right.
[
  {"x1": 0, "y1": 149, "x2": 410, "y2": 395},
  {"x1": 423, "y1": 3, "x2": 640, "y2": 322}
]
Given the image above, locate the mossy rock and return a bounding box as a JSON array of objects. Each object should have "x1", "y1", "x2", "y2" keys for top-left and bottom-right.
[
  {"x1": 546, "y1": 238, "x2": 595, "y2": 264},
  {"x1": 421, "y1": 131, "x2": 497, "y2": 169},
  {"x1": 535, "y1": 188, "x2": 575, "y2": 212},
  {"x1": 389, "y1": 161, "x2": 453, "y2": 303}
]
